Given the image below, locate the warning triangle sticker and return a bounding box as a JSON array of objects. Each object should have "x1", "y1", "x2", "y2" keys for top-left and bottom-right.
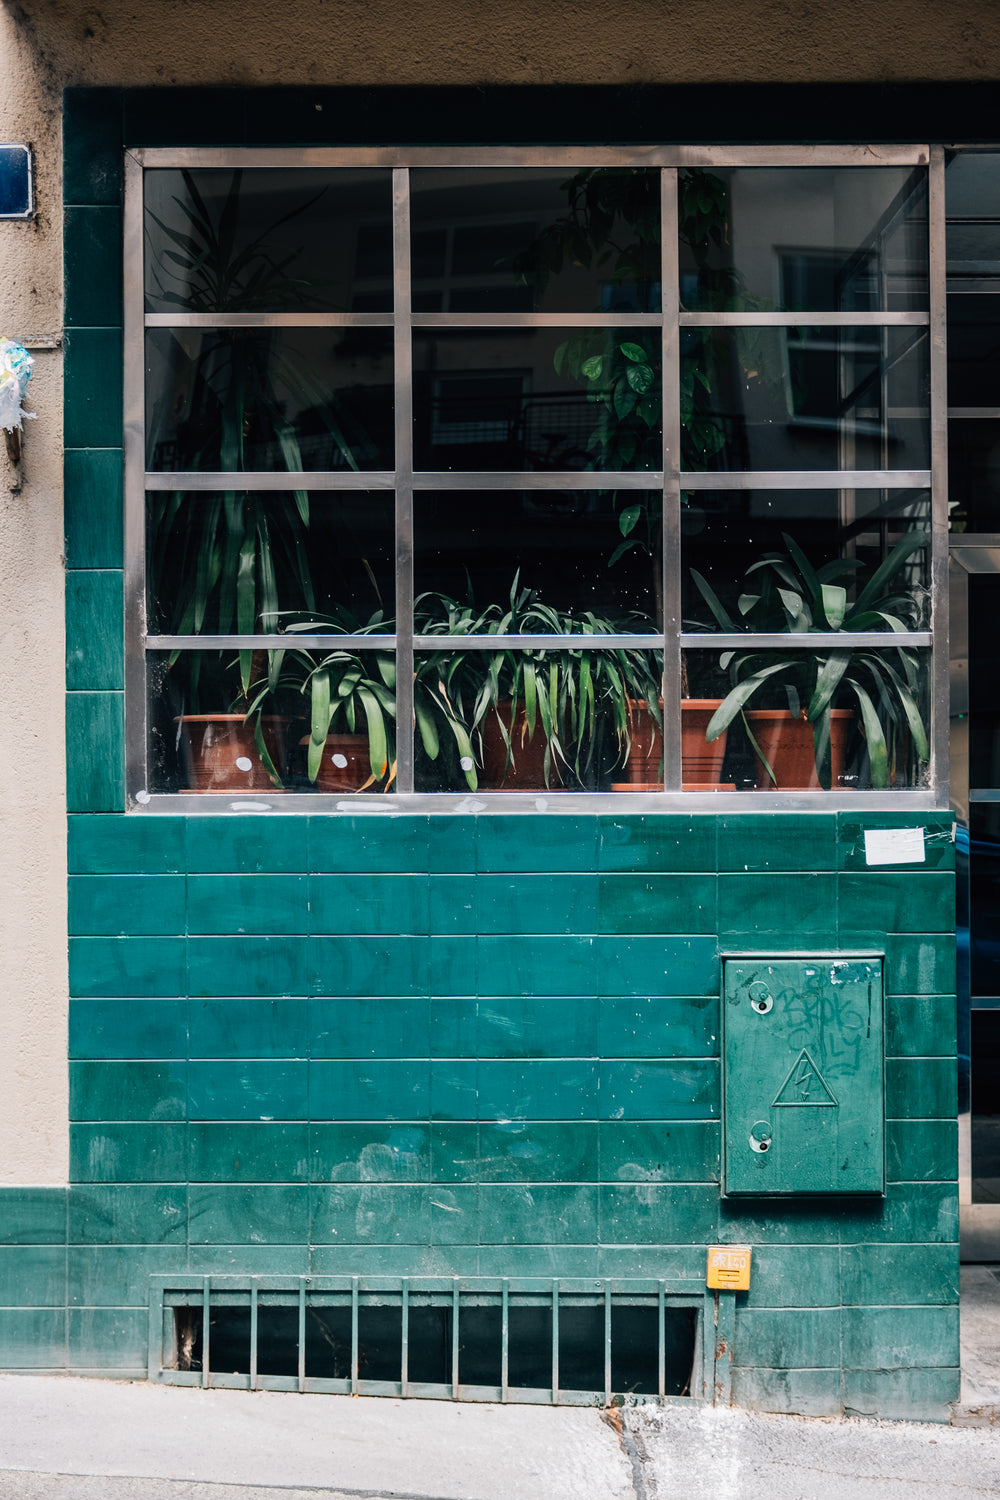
[{"x1": 772, "y1": 1048, "x2": 838, "y2": 1107}]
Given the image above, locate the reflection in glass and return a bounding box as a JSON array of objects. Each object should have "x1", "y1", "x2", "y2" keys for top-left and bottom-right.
[
  {"x1": 679, "y1": 326, "x2": 929, "y2": 472},
  {"x1": 409, "y1": 168, "x2": 660, "y2": 313},
  {"x1": 972, "y1": 1010, "x2": 1000, "y2": 1203},
  {"x1": 969, "y1": 575, "x2": 1000, "y2": 789},
  {"x1": 971, "y1": 807, "x2": 1000, "y2": 1000},
  {"x1": 947, "y1": 418, "x2": 1000, "y2": 532},
  {"x1": 679, "y1": 166, "x2": 927, "y2": 312},
  {"x1": 947, "y1": 294, "x2": 1000, "y2": 408},
  {"x1": 146, "y1": 491, "x2": 394, "y2": 636},
  {"x1": 146, "y1": 328, "x2": 394, "y2": 472},
  {"x1": 413, "y1": 328, "x2": 661, "y2": 472},
  {"x1": 144, "y1": 168, "x2": 394, "y2": 314}
]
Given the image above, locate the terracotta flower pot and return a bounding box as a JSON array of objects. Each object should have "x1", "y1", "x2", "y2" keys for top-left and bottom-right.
[
  {"x1": 745, "y1": 708, "x2": 853, "y2": 789},
  {"x1": 480, "y1": 702, "x2": 553, "y2": 789},
  {"x1": 616, "y1": 699, "x2": 729, "y2": 789},
  {"x1": 176, "y1": 714, "x2": 288, "y2": 792},
  {"x1": 299, "y1": 732, "x2": 386, "y2": 792}
]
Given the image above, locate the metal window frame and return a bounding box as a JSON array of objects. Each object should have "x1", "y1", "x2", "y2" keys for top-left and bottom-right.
[{"x1": 124, "y1": 143, "x2": 946, "y2": 811}]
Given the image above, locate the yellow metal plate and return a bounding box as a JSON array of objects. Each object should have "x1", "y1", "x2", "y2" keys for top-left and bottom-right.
[{"x1": 707, "y1": 1245, "x2": 752, "y2": 1290}]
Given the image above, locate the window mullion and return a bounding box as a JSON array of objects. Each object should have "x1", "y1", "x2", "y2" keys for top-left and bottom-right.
[
  {"x1": 393, "y1": 166, "x2": 415, "y2": 794},
  {"x1": 661, "y1": 166, "x2": 683, "y2": 791}
]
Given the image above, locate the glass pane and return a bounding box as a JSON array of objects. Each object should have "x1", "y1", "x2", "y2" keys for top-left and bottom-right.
[
  {"x1": 144, "y1": 168, "x2": 394, "y2": 314},
  {"x1": 682, "y1": 489, "x2": 931, "y2": 630},
  {"x1": 971, "y1": 807, "x2": 1000, "y2": 1001},
  {"x1": 413, "y1": 328, "x2": 661, "y2": 472},
  {"x1": 146, "y1": 490, "x2": 394, "y2": 636},
  {"x1": 409, "y1": 168, "x2": 660, "y2": 313},
  {"x1": 414, "y1": 490, "x2": 662, "y2": 630},
  {"x1": 970, "y1": 575, "x2": 1000, "y2": 789},
  {"x1": 681, "y1": 645, "x2": 930, "y2": 790},
  {"x1": 413, "y1": 647, "x2": 662, "y2": 792},
  {"x1": 679, "y1": 167, "x2": 927, "y2": 312},
  {"x1": 972, "y1": 1009, "x2": 1000, "y2": 1203},
  {"x1": 947, "y1": 294, "x2": 1000, "y2": 407},
  {"x1": 146, "y1": 647, "x2": 396, "y2": 794},
  {"x1": 946, "y1": 152, "x2": 1000, "y2": 280},
  {"x1": 679, "y1": 325, "x2": 929, "y2": 473},
  {"x1": 146, "y1": 328, "x2": 394, "y2": 472},
  {"x1": 947, "y1": 417, "x2": 1000, "y2": 532}
]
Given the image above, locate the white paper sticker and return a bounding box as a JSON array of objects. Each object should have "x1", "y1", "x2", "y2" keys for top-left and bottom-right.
[
  {"x1": 864, "y1": 826, "x2": 926, "y2": 866},
  {"x1": 235, "y1": 756, "x2": 253, "y2": 772},
  {"x1": 331, "y1": 753, "x2": 348, "y2": 768}
]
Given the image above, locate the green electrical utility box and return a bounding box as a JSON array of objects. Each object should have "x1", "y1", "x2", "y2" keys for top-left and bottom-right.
[{"x1": 723, "y1": 956, "x2": 884, "y2": 1197}]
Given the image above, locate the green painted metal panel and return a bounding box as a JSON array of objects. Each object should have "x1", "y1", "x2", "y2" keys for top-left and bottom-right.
[{"x1": 723, "y1": 956, "x2": 884, "y2": 1197}]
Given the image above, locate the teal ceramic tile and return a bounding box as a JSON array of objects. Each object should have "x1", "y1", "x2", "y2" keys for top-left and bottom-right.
[
  {"x1": 65, "y1": 571, "x2": 123, "y2": 691},
  {"x1": 429, "y1": 1124, "x2": 479, "y2": 1182},
  {"x1": 428, "y1": 876, "x2": 477, "y2": 933},
  {"x1": 478, "y1": 1122, "x2": 599, "y2": 1182},
  {"x1": 836, "y1": 1183, "x2": 958, "y2": 1245},
  {"x1": 69, "y1": 937, "x2": 186, "y2": 997},
  {"x1": 476, "y1": 1060, "x2": 598, "y2": 1121},
  {"x1": 599, "y1": 1184, "x2": 719, "y2": 1244},
  {"x1": 311, "y1": 875, "x2": 429, "y2": 934},
  {"x1": 66, "y1": 693, "x2": 124, "y2": 812},
  {"x1": 596, "y1": 1245, "x2": 704, "y2": 1279},
  {"x1": 63, "y1": 88, "x2": 123, "y2": 205},
  {"x1": 0, "y1": 1247, "x2": 66, "y2": 1307},
  {"x1": 478, "y1": 1185, "x2": 598, "y2": 1244},
  {"x1": 68, "y1": 814, "x2": 185, "y2": 874},
  {"x1": 475, "y1": 874, "x2": 598, "y2": 934},
  {"x1": 189, "y1": 996, "x2": 308, "y2": 1059},
  {"x1": 599, "y1": 1122, "x2": 720, "y2": 1183},
  {"x1": 187, "y1": 875, "x2": 309, "y2": 935},
  {"x1": 68, "y1": 1308, "x2": 150, "y2": 1369},
  {"x1": 0, "y1": 1310, "x2": 66, "y2": 1368},
  {"x1": 187, "y1": 936, "x2": 306, "y2": 998},
  {"x1": 307, "y1": 816, "x2": 429, "y2": 874},
  {"x1": 730, "y1": 1367, "x2": 844, "y2": 1418},
  {"x1": 429, "y1": 935, "x2": 477, "y2": 996},
  {"x1": 187, "y1": 1060, "x2": 308, "y2": 1120},
  {"x1": 185, "y1": 817, "x2": 307, "y2": 873},
  {"x1": 430, "y1": 1060, "x2": 478, "y2": 1119},
  {"x1": 64, "y1": 206, "x2": 123, "y2": 326},
  {"x1": 838, "y1": 813, "x2": 956, "y2": 873},
  {"x1": 69, "y1": 1123, "x2": 187, "y2": 1183},
  {"x1": 842, "y1": 1242, "x2": 959, "y2": 1307},
  {"x1": 718, "y1": 814, "x2": 838, "y2": 872},
  {"x1": 886, "y1": 993, "x2": 957, "y2": 1058},
  {"x1": 68, "y1": 875, "x2": 186, "y2": 937},
  {"x1": 310, "y1": 1185, "x2": 478, "y2": 1245},
  {"x1": 64, "y1": 450, "x2": 123, "y2": 570},
  {"x1": 731, "y1": 1308, "x2": 842, "y2": 1369},
  {"x1": 740, "y1": 1244, "x2": 841, "y2": 1310},
  {"x1": 599, "y1": 994, "x2": 718, "y2": 1058},
  {"x1": 841, "y1": 1305, "x2": 959, "y2": 1370},
  {"x1": 595, "y1": 937, "x2": 719, "y2": 997},
  {"x1": 309, "y1": 996, "x2": 430, "y2": 1060},
  {"x1": 842, "y1": 1366, "x2": 960, "y2": 1422},
  {"x1": 188, "y1": 1245, "x2": 310, "y2": 1276},
  {"x1": 886, "y1": 1119, "x2": 957, "y2": 1183},
  {"x1": 68, "y1": 1245, "x2": 187, "y2": 1307},
  {"x1": 310, "y1": 1246, "x2": 481, "y2": 1276},
  {"x1": 69, "y1": 997, "x2": 187, "y2": 1059},
  {"x1": 429, "y1": 996, "x2": 477, "y2": 1057},
  {"x1": 598, "y1": 815, "x2": 716, "y2": 872},
  {"x1": 68, "y1": 1185, "x2": 187, "y2": 1245},
  {"x1": 718, "y1": 1197, "x2": 843, "y2": 1247},
  {"x1": 427, "y1": 818, "x2": 477, "y2": 874},
  {"x1": 885, "y1": 935, "x2": 957, "y2": 996},
  {"x1": 477, "y1": 935, "x2": 596, "y2": 997},
  {"x1": 188, "y1": 1122, "x2": 310, "y2": 1181},
  {"x1": 886, "y1": 1057, "x2": 956, "y2": 1120},
  {"x1": 310, "y1": 936, "x2": 428, "y2": 998},
  {"x1": 477, "y1": 993, "x2": 598, "y2": 1059},
  {"x1": 70, "y1": 1060, "x2": 185, "y2": 1121},
  {"x1": 310, "y1": 1124, "x2": 430, "y2": 1182},
  {"x1": 479, "y1": 1246, "x2": 600, "y2": 1276},
  {"x1": 0, "y1": 1189, "x2": 67, "y2": 1246},
  {"x1": 188, "y1": 1184, "x2": 310, "y2": 1244},
  {"x1": 717, "y1": 873, "x2": 837, "y2": 941},
  {"x1": 600, "y1": 1060, "x2": 718, "y2": 1120},
  {"x1": 310, "y1": 1060, "x2": 429, "y2": 1121},
  {"x1": 839, "y1": 872, "x2": 954, "y2": 936},
  {"x1": 476, "y1": 816, "x2": 598, "y2": 872},
  {"x1": 598, "y1": 874, "x2": 716, "y2": 934},
  {"x1": 64, "y1": 329, "x2": 123, "y2": 449}
]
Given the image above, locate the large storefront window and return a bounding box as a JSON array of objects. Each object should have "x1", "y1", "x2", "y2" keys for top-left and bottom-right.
[{"x1": 126, "y1": 147, "x2": 942, "y2": 802}]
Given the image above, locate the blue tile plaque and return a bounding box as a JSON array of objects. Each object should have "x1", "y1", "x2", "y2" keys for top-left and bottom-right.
[{"x1": 0, "y1": 145, "x2": 32, "y2": 219}]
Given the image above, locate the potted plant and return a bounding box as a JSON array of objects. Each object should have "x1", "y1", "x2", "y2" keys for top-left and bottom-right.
[{"x1": 690, "y1": 530, "x2": 930, "y2": 789}]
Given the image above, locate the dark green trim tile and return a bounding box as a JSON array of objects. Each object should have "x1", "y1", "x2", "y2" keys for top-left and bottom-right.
[
  {"x1": 187, "y1": 875, "x2": 309, "y2": 935},
  {"x1": 187, "y1": 936, "x2": 306, "y2": 999},
  {"x1": 0, "y1": 1310, "x2": 66, "y2": 1367},
  {"x1": 476, "y1": 1060, "x2": 598, "y2": 1121},
  {"x1": 189, "y1": 1122, "x2": 310, "y2": 1182},
  {"x1": 599, "y1": 1184, "x2": 719, "y2": 1244},
  {"x1": 730, "y1": 1367, "x2": 843, "y2": 1417},
  {"x1": 311, "y1": 874, "x2": 429, "y2": 934},
  {"x1": 68, "y1": 1245, "x2": 187, "y2": 1307},
  {"x1": 187, "y1": 1060, "x2": 308, "y2": 1121},
  {"x1": 838, "y1": 813, "x2": 956, "y2": 872},
  {"x1": 477, "y1": 935, "x2": 596, "y2": 997},
  {"x1": 0, "y1": 1247, "x2": 66, "y2": 1307},
  {"x1": 886, "y1": 1119, "x2": 958, "y2": 1183},
  {"x1": 599, "y1": 994, "x2": 717, "y2": 1058},
  {"x1": 70, "y1": 1060, "x2": 186, "y2": 1122},
  {"x1": 599, "y1": 1122, "x2": 720, "y2": 1183},
  {"x1": 188, "y1": 1184, "x2": 309, "y2": 1244},
  {"x1": 307, "y1": 816, "x2": 428, "y2": 874},
  {"x1": 718, "y1": 814, "x2": 838, "y2": 872},
  {"x1": 842, "y1": 1242, "x2": 959, "y2": 1306},
  {"x1": 68, "y1": 1185, "x2": 187, "y2": 1245},
  {"x1": 123, "y1": 87, "x2": 247, "y2": 147},
  {"x1": 310, "y1": 936, "x2": 428, "y2": 998},
  {"x1": 64, "y1": 450, "x2": 124, "y2": 570},
  {"x1": 70, "y1": 1123, "x2": 187, "y2": 1183},
  {"x1": 309, "y1": 995, "x2": 430, "y2": 1060},
  {"x1": 310, "y1": 1123, "x2": 430, "y2": 1183},
  {"x1": 69, "y1": 997, "x2": 187, "y2": 1059},
  {"x1": 64, "y1": 206, "x2": 122, "y2": 326},
  {"x1": 63, "y1": 88, "x2": 123, "y2": 205},
  {"x1": 69, "y1": 937, "x2": 185, "y2": 997},
  {"x1": 600, "y1": 1060, "x2": 718, "y2": 1120},
  {"x1": 841, "y1": 1305, "x2": 958, "y2": 1370},
  {"x1": 598, "y1": 815, "x2": 716, "y2": 872},
  {"x1": 190, "y1": 997, "x2": 309, "y2": 1059},
  {"x1": 886, "y1": 993, "x2": 957, "y2": 1058},
  {"x1": 68, "y1": 814, "x2": 185, "y2": 874},
  {"x1": 64, "y1": 329, "x2": 123, "y2": 448},
  {"x1": 428, "y1": 876, "x2": 477, "y2": 933},
  {"x1": 65, "y1": 693, "x2": 124, "y2": 812},
  {"x1": 886, "y1": 935, "x2": 956, "y2": 996},
  {"x1": 598, "y1": 874, "x2": 716, "y2": 934},
  {"x1": 475, "y1": 874, "x2": 598, "y2": 934},
  {"x1": 741, "y1": 1245, "x2": 841, "y2": 1309},
  {"x1": 835, "y1": 1183, "x2": 958, "y2": 1244},
  {"x1": 478, "y1": 1121, "x2": 599, "y2": 1182},
  {"x1": 839, "y1": 872, "x2": 954, "y2": 936},
  {"x1": 731, "y1": 1308, "x2": 841, "y2": 1368},
  {"x1": 717, "y1": 873, "x2": 837, "y2": 941},
  {"x1": 886, "y1": 1057, "x2": 956, "y2": 1120},
  {"x1": 427, "y1": 818, "x2": 477, "y2": 874},
  {"x1": 310, "y1": 1185, "x2": 478, "y2": 1245},
  {"x1": 0, "y1": 1189, "x2": 67, "y2": 1246},
  {"x1": 310, "y1": 1060, "x2": 429, "y2": 1121},
  {"x1": 67, "y1": 1307, "x2": 149, "y2": 1368},
  {"x1": 476, "y1": 816, "x2": 597, "y2": 872},
  {"x1": 188, "y1": 1245, "x2": 310, "y2": 1276},
  {"x1": 428, "y1": 1124, "x2": 478, "y2": 1182},
  {"x1": 477, "y1": 1185, "x2": 597, "y2": 1244},
  {"x1": 68, "y1": 875, "x2": 185, "y2": 936},
  {"x1": 477, "y1": 993, "x2": 597, "y2": 1059},
  {"x1": 185, "y1": 816, "x2": 308, "y2": 874},
  {"x1": 596, "y1": 936, "x2": 719, "y2": 997},
  {"x1": 65, "y1": 571, "x2": 123, "y2": 691},
  {"x1": 842, "y1": 1366, "x2": 960, "y2": 1422}
]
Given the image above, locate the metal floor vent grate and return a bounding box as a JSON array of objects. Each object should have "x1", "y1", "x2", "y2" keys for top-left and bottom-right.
[{"x1": 149, "y1": 1276, "x2": 709, "y2": 1406}]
